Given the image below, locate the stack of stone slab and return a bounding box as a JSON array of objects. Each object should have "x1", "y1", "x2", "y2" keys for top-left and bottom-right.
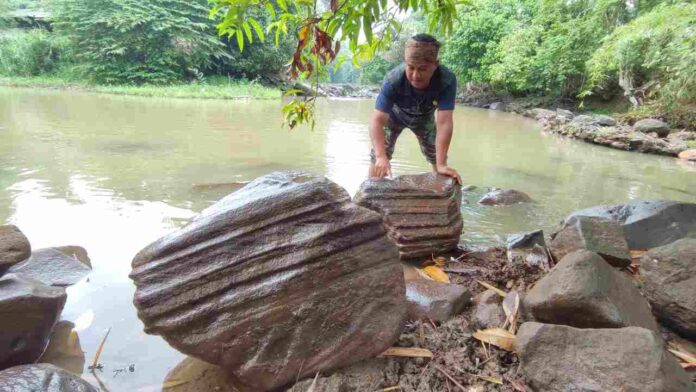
[{"x1": 354, "y1": 173, "x2": 463, "y2": 260}]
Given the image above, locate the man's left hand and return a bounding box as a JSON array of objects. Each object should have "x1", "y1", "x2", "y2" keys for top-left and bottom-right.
[{"x1": 436, "y1": 165, "x2": 462, "y2": 185}]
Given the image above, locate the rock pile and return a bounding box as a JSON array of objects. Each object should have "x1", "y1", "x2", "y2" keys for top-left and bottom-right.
[{"x1": 354, "y1": 173, "x2": 463, "y2": 260}]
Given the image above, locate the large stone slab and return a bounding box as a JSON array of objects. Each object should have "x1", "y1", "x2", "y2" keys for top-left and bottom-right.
[
  {"x1": 565, "y1": 200, "x2": 696, "y2": 249},
  {"x1": 9, "y1": 248, "x2": 91, "y2": 287},
  {"x1": 515, "y1": 322, "x2": 693, "y2": 392},
  {"x1": 549, "y1": 216, "x2": 631, "y2": 267},
  {"x1": 0, "y1": 225, "x2": 31, "y2": 275},
  {"x1": 524, "y1": 250, "x2": 659, "y2": 332},
  {"x1": 0, "y1": 274, "x2": 66, "y2": 370},
  {"x1": 640, "y1": 238, "x2": 696, "y2": 339},
  {"x1": 130, "y1": 172, "x2": 406, "y2": 391},
  {"x1": 405, "y1": 279, "x2": 471, "y2": 322},
  {"x1": 0, "y1": 363, "x2": 97, "y2": 392},
  {"x1": 353, "y1": 173, "x2": 463, "y2": 260}
]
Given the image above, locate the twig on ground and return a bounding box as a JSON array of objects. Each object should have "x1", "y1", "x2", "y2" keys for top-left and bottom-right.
[
  {"x1": 433, "y1": 365, "x2": 467, "y2": 392},
  {"x1": 89, "y1": 327, "x2": 111, "y2": 372}
]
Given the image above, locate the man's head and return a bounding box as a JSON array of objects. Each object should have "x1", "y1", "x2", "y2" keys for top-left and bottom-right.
[{"x1": 404, "y1": 34, "x2": 440, "y2": 90}]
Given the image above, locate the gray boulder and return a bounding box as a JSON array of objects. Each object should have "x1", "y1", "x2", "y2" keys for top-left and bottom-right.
[
  {"x1": 9, "y1": 248, "x2": 91, "y2": 287},
  {"x1": 571, "y1": 114, "x2": 597, "y2": 125},
  {"x1": 489, "y1": 102, "x2": 505, "y2": 111},
  {"x1": 515, "y1": 322, "x2": 693, "y2": 392},
  {"x1": 471, "y1": 290, "x2": 506, "y2": 329},
  {"x1": 556, "y1": 108, "x2": 574, "y2": 120},
  {"x1": 354, "y1": 173, "x2": 463, "y2": 260},
  {"x1": 565, "y1": 200, "x2": 696, "y2": 249},
  {"x1": 0, "y1": 225, "x2": 31, "y2": 275},
  {"x1": 0, "y1": 274, "x2": 66, "y2": 369},
  {"x1": 549, "y1": 216, "x2": 631, "y2": 268},
  {"x1": 640, "y1": 238, "x2": 696, "y2": 339},
  {"x1": 130, "y1": 172, "x2": 406, "y2": 391},
  {"x1": 0, "y1": 363, "x2": 96, "y2": 392},
  {"x1": 634, "y1": 119, "x2": 671, "y2": 137},
  {"x1": 524, "y1": 250, "x2": 659, "y2": 332},
  {"x1": 528, "y1": 108, "x2": 556, "y2": 121},
  {"x1": 478, "y1": 189, "x2": 532, "y2": 206},
  {"x1": 405, "y1": 279, "x2": 471, "y2": 322},
  {"x1": 595, "y1": 114, "x2": 617, "y2": 126}
]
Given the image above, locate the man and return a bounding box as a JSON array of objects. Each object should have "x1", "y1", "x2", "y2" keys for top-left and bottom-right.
[{"x1": 368, "y1": 34, "x2": 461, "y2": 184}]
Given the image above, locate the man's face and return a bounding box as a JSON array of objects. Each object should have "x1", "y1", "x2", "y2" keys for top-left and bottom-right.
[{"x1": 405, "y1": 60, "x2": 438, "y2": 90}]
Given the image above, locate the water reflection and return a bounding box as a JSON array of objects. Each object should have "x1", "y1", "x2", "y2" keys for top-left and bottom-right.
[{"x1": 0, "y1": 87, "x2": 694, "y2": 390}]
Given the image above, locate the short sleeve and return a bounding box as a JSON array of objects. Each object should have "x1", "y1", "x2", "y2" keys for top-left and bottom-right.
[
  {"x1": 437, "y1": 79, "x2": 456, "y2": 111},
  {"x1": 375, "y1": 79, "x2": 395, "y2": 113}
]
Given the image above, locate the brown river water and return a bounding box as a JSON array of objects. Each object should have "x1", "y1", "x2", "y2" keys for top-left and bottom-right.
[{"x1": 0, "y1": 87, "x2": 694, "y2": 391}]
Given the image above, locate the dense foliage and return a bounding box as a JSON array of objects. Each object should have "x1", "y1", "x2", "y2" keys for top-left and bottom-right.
[{"x1": 0, "y1": 29, "x2": 64, "y2": 76}]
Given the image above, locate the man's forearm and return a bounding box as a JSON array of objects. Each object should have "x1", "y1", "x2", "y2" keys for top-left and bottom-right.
[
  {"x1": 370, "y1": 115, "x2": 388, "y2": 158},
  {"x1": 435, "y1": 121, "x2": 453, "y2": 167}
]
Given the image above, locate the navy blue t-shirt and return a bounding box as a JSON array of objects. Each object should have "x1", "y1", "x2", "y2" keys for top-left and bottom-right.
[{"x1": 375, "y1": 64, "x2": 457, "y2": 129}]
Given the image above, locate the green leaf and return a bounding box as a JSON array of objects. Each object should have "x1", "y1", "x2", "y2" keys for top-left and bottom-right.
[
  {"x1": 277, "y1": 0, "x2": 288, "y2": 12},
  {"x1": 265, "y1": 2, "x2": 276, "y2": 18},
  {"x1": 243, "y1": 21, "x2": 253, "y2": 43},
  {"x1": 236, "y1": 29, "x2": 244, "y2": 51},
  {"x1": 248, "y1": 18, "x2": 265, "y2": 42}
]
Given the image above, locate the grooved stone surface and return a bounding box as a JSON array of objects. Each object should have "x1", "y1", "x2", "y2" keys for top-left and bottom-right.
[
  {"x1": 354, "y1": 173, "x2": 463, "y2": 260},
  {"x1": 130, "y1": 172, "x2": 406, "y2": 391}
]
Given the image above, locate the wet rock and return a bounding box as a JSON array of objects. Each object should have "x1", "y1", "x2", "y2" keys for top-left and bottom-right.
[
  {"x1": 489, "y1": 102, "x2": 505, "y2": 111},
  {"x1": 504, "y1": 290, "x2": 530, "y2": 321},
  {"x1": 0, "y1": 225, "x2": 31, "y2": 275},
  {"x1": 640, "y1": 238, "x2": 696, "y2": 339},
  {"x1": 130, "y1": 172, "x2": 406, "y2": 391},
  {"x1": 506, "y1": 230, "x2": 551, "y2": 269},
  {"x1": 52, "y1": 246, "x2": 91, "y2": 269},
  {"x1": 9, "y1": 248, "x2": 91, "y2": 287},
  {"x1": 515, "y1": 322, "x2": 693, "y2": 392},
  {"x1": 461, "y1": 184, "x2": 477, "y2": 191},
  {"x1": 527, "y1": 108, "x2": 556, "y2": 121},
  {"x1": 566, "y1": 200, "x2": 696, "y2": 249},
  {"x1": 162, "y1": 357, "x2": 237, "y2": 392},
  {"x1": 549, "y1": 216, "x2": 631, "y2": 268},
  {"x1": 555, "y1": 108, "x2": 574, "y2": 120},
  {"x1": 478, "y1": 189, "x2": 532, "y2": 206},
  {"x1": 0, "y1": 274, "x2": 66, "y2": 370},
  {"x1": 287, "y1": 358, "x2": 399, "y2": 392},
  {"x1": 38, "y1": 321, "x2": 85, "y2": 375},
  {"x1": 354, "y1": 173, "x2": 463, "y2": 260},
  {"x1": 0, "y1": 363, "x2": 96, "y2": 392},
  {"x1": 634, "y1": 118, "x2": 670, "y2": 137},
  {"x1": 571, "y1": 114, "x2": 597, "y2": 125},
  {"x1": 678, "y1": 148, "x2": 696, "y2": 161},
  {"x1": 524, "y1": 250, "x2": 659, "y2": 332},
  {"x1": 595, "y1": 114, "x2": 617, "y2": 126},
  {"x1": 472, "y1": 290, "x2": 506, "y2": 329},
  {"x1": 405, "y1": 279, "x2": 471, "y2": 322}
]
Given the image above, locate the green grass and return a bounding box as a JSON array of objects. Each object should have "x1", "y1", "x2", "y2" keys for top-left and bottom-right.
[{"x1": 0, "y1": 75, "x2": 281, "y2": 100}]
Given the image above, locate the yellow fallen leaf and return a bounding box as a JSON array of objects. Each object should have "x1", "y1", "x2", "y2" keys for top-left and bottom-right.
[
  {"x1": 473, "y1": 328, "x2": 515, "y2": 352},
  {"x1": 379, "y1": 347, "x2": 434, "y2": 358},
  {"x1": 669, "y1": 349, "x2": 696, "y2": 364},
  {"x1": 476, "y1": 280, "x2": 506, "y2": 297},
  {"x1": 162, "y1": 380, "x2": 190, "y2": 389},
  {"x1": 629, "y1": 249, "x2": 648, "y2": 259},
  {"x1": 423, "y1": 266, "x2": 450, "y2": 283},
  {"x1": 378, "y1": 387, "x2": 401, "y2": 392},
  {"x1": 474, "y1": 374, "x2": 503, "y2": 384}
]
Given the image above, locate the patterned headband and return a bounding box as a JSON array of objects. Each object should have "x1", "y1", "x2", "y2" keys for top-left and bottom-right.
[{"x1": 404, "y1": 39, "x2": 440, "y2": 64}]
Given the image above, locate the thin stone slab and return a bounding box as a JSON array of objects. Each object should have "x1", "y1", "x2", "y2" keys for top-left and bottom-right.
[
  {"x1": 0, "y1": 364, "x2": 96, "y2": 392},
  {"x1": 549, "y1": 216, "x2": 631, "y2": 267},
  {"x1": 130, "y1": 172, "x2": 406, "y2": 391},
  {"x1": 524, "y1": 250, "x2": 659, "y2": 332},
  {"x1": 478, "y1": 189, "x2": 532, "y2": 206},
  {"x1": 9, "y1": 248, "x2": 91, "y2": 287},
  {"x1": 515, "y1": 322, "x2": 693, "y2": 392},
  {"x1": 354, "y1": 173, "x2": 463, "y2": 260},
  {"x1": 0, "y1": 274, "x2": 66, "y2": 370}
]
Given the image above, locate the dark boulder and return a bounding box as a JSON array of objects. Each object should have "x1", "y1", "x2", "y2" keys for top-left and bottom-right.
[
  {"x1": 0, "y1": 363, "x2": 96, "y2": 392},
  {"x1": 405, "y1": 279, "x2": 471, "y2": 322},
  {"x1": 478, "y1": 189, "x2": 532, "y2": 206},
  {"x1": 565, "y1": 200, "x2": 696, "y2": 249},
  {"x1": 524, "y1": 250, "x2": 659, "y2": 332},
  {"x1": 130, "y1": 172, "x2": 406, "y2": 391},
  {"x1": 0, "y1": 274, "x2": 66, "y2": 370},
  {"x1": 354, "y1": 173, "x2": 463, "y2": 260},
  {"x1": 549, "y1": 216, "x2": 631, "y2": 268},
  {"x1": 0, "y1": 225, "x2": 31, "y2": 275},
  {"x1": 640, "y1": 238, "x2": 696, "y2": 339},
  {"x1": 515, "y1": 322, "x2": 693, "y2": 392},
  {"x1": 9, "y1": 248, "x2": 91, "y2": 287}
]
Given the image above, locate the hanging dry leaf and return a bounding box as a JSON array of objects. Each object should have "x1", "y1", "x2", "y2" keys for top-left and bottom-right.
[
  {"x1": 502, "y1": 292, "x2": 520, "y2": 333},
  {"x1": 473, "y1": 328, "x2": 515, "y2": 352},
  {"x1": 306, "y1": 372, "x2": 320, "y2": 392},
  {"x1": 379, "y1": 347, "x2": 434, "y2": 358},
  {"x1": 474, "y1": 374, "x2": 503, "y2": 384},
  {"x1": 476, "y1": 280, "x2": 506, "y2": 297},
  {"x1": 423, "y1": 266, "x2": 450, "y2": 283},
  {"x1": 668, "y1": 348, "x2": 696, "y2": 364}
]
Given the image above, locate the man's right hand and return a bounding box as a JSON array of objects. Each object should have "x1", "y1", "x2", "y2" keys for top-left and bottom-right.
[{"x1": 373, "y1": 156, "x2": 392, "y2": 178}]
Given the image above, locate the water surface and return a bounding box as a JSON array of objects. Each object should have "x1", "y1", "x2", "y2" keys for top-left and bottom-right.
[{"x1": 0, "y1": 87, "x2": 694, "y2": 390}]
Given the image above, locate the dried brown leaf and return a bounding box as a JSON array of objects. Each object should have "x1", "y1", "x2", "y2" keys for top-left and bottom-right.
[
  {"x1": 668, "y1": 348, "x2": 696, "y2": 364},
  {"x1": 474, "y1": 374, "x2": 503, "y2": 384},
  {"x1": 473, "y1": 328, "x2": 515, "y2": 352},
  {"x1": 476, "y1": 280, "x2": 506, "y2": 297},
  {"x1": 423, "y1": 266, "x2": 450, "y2": 283},
  {"x1": 379, "y1": 347, "x2": 433, "y2": 358}
]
